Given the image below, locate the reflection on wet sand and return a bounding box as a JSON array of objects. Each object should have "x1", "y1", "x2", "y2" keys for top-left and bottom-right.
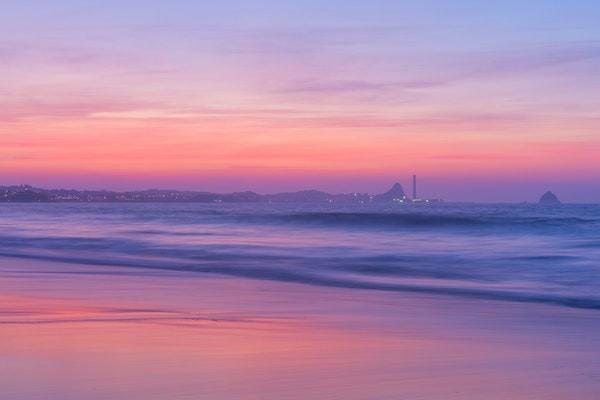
[{"x1": 1, "y1": 258, "x2": 600, "y2": 400}]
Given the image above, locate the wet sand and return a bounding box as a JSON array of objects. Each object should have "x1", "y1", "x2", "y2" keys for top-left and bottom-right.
[{"x1": 1, "y1": 257, "x2": 599, "y2": 400}]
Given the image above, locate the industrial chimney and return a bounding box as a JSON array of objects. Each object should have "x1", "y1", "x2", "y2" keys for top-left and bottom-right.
[{"x1": 412, "y1": 175, "x2": 417, "y2": 200}]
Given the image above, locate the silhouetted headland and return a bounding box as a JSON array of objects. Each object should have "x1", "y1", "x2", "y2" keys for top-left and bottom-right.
[{"x1": 0, "y1": 182, "x2": 442, "y2": 204}]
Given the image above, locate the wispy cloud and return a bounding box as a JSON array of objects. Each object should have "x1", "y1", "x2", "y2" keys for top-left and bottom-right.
[
  {"x1": 281, "y1": 112, "x2": 531, "y2": 129},
  {"x1": 277, "y1": 41, "x2": 600, "y2": 98},
  {"x1": 280, "y1": 79, "x2": 443, "y2": 94},
  {"x1": 460, "y1": 41, "x2": 600, "y2": 78},
  {"x1": 0, "y1": 97, "x2": 157, "y2": 122}
]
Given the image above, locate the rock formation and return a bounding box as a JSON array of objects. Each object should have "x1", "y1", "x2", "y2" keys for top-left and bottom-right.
[{"x1": 538, "y1": 191, "x2": 561, "y2": 205}]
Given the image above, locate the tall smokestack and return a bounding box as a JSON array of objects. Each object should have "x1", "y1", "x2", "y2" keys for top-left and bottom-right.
[{"x1": 412, "y1": 175, "x2": 417, "y2": 200}]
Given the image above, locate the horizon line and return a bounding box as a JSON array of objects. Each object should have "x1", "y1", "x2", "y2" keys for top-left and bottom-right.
[{"x1": 1, "y1": 182, "x2": 583, "y2": 204}]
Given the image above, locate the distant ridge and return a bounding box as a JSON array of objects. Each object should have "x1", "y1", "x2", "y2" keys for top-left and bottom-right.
[{"x1": 0, "y1": 182, "x2": 440, "y2": 203}]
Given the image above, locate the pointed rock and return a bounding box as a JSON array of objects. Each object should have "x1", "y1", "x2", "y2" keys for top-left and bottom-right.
[
  {"x1": 376, "y1": 182, "x2": 406, "y2": 201},
  {"x1": 539, "y1": 191, "x2": 561, "y2": 205}
]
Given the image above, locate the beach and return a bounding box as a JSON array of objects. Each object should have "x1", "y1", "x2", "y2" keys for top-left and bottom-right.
[{"x1": 2, "y1": 256, "x2": 599, "y2": 400}]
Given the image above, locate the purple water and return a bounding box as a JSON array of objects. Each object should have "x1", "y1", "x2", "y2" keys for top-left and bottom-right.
[{"x1": 1, "y1": 202, "x2": 599, "y2": 310}]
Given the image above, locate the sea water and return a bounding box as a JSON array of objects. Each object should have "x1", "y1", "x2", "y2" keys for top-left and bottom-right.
[{"x1": 1, "y1": 202, "x2": 599, "y2": 310}]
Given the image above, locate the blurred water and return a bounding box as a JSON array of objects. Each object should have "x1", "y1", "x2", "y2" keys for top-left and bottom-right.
[{"x1": 1, "y1": 202, "x2": 600, "y2": 309}]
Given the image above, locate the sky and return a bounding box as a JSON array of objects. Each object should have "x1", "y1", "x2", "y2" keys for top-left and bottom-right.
[{"x1": 1, "y1": 1, "x2": 600, "y2": 202}]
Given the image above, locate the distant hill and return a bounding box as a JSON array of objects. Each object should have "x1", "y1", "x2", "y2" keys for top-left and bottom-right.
[{"x1": 374, "y1": 182, "x2": 406, "y2": 202}]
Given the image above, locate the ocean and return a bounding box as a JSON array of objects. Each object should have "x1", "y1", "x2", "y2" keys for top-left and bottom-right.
[{"x1": 1, "y1": 202, "x2": 599, "y2": 310}]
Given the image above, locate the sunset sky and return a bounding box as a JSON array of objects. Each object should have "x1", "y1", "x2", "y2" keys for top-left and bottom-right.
[{"x1": 1, "y1": 1, "x2": 600, "y2": 201}]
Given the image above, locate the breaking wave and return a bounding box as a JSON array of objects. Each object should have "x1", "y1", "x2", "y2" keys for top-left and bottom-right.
[{"x1": 1, "y1": 202, "x2": 600, "y2": 310}]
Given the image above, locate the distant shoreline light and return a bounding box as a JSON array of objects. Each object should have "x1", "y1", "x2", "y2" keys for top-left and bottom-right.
[{"x1": 0, "y1": 182, "x2": 443, "y2": 204}]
